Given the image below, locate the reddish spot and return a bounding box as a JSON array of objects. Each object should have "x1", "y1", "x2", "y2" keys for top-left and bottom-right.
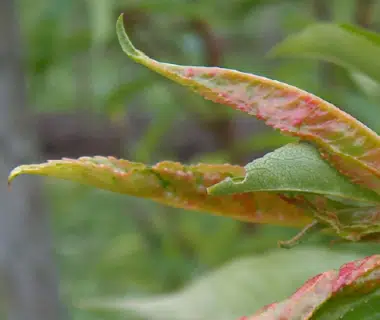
[
  {"x1": 236, "y1": 104, "x2": 248, "y2": 112},
  {"x1": 185, "y1": 68, "x2": 194, "y2": 78},
  {"x1": 333, "y1": 258, "x2": 370, "y2": 292},
  {"x1": 303, "y1": 95, "x2": 319, "y2": 109},
  {"x1": 292, "y1": 118, "x2": 303, "y2": 127},
  {"x1": 208, "y1": 70, "x2": 217, "y2": 77},
  {"x1": 256, "y1": 109, "x2": 265, "y2": 120},
  {"x1": 238, "y1": 317, "x2": 248, "y2": 320}
]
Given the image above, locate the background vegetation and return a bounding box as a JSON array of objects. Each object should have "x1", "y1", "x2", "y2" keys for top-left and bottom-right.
[{"x1": 4, "y1": 0, "x2": 380, "y2": 319}]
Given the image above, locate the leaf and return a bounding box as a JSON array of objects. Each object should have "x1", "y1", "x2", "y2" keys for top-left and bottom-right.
[
  {"x1": 349, "y1": 71, "x2": 380, "y2": 98},
  {"x1": 340, "y1": 24, "x2": 380, "y2": 47},
  {"x1": 271, "y1": 23, "x2": 380, "y2": 84},
  {"x1": 209, "y1": 142, "x2": 380, "y2": 243},
  {"x1": 271, "y1": 23, "x2": 380, "y2": 99},
  {"x1": 339, "y1": 92, "x2": 380, "y2": 133},
  {"x1": 246, "y1": 255, "x2": 380, "y2": 320},
  {"x1": 116, "y1": 16, "x2": 380, "y2": 195},
  {"x1": 8, "y1": 157, "x2": 311, "y2": 228},
  {"x1": 80, "y1": 248, "x2": 365, "y2": 320},
  {"x1": 209, "y1": 142, "x2": 380, "y2": 205}
]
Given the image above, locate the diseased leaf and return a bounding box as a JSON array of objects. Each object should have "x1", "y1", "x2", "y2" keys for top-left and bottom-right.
[
  {"x1": 8, "y1": 157, "x2": 311, "y2": 227},
  {"x1": 80, "y1": 248, "x2": 364, "y2": 320},
  {"x1": 116, "y1": 16, "x2": 380, "y2": 195},
  {"x1": 245, "y1": 255, "x2": 380, "y2": 320}
]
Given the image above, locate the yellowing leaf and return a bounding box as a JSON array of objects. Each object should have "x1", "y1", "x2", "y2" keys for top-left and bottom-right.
[
  {"x1": 116, "y1": 15, "x2": 380, "y2": 195},
  {"x1": 8, "y1": 157, "x2": 311, "y2": 228}
]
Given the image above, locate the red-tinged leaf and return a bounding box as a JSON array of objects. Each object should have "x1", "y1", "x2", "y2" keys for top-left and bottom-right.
[
  {"x1": 116, "y1": 15, "x2": 380, "y2": 195},
  {"x1": 244, "y1": 255, "x2": 380, "y2": 320},
  {"x1": 8, "y1": 157, "x2": 312, "y2": 227}
]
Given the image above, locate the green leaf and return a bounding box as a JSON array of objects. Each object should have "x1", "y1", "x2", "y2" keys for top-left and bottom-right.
[
  {"x1": 247, "y1": 255, "x2": 380, "y2": 320},
  {"x1": 80, "y1": 248, "x2": 365, "y2": 320},
  {"x1": 273, "y1": 23, "x2": 380, "y2": 99},
  {"x1": 116, "y1": 16, "x2": 380, "y2": 195},
  {"x1": 340, "y1": 91, "x2": 380, "y2": 133},
  {"x1": 209, "y1": 142, "x2": 380, "y2": 205},
  {"x1": 210, "y1": 142, "x2": 380, "y2": 243},
  {"x1": 271, "y1": 23, "x2": 380, "y2": 84},
  {"x1": 349, "y1": 71, "x2": 380, "y2": 98},
  {"x1": 8, "y1": 158, "x2": 312, "y2": 228},
  {"x1": 340, "y1": 24, "x2": 380, "y2": 46}
]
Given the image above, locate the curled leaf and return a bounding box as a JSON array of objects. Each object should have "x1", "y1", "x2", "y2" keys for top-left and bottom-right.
[
  {"x1": 246, "y1": 255, "x2": 380, "y2": 320},
  {"x1": 8, "y1": 157, "x2": 311, "y2": 227},
  {"x1": 116, "y1": 15, "x2": 380, "y2": 195}
]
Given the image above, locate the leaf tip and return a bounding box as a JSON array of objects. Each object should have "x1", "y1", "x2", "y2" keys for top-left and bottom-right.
[
  {"x1": 116, "y1": 13, "x2": 142, "y2": 59},
  {"x1": 8, "y1": 166, "x2": 24, "y2": 187},
  {"x1": 7, "y1": 164, "x2": 42, "y2": 187}
]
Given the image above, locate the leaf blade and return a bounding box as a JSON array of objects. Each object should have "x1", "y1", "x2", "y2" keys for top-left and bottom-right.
[
  {"x1": 80, "y1": 248, "x2": 365, "y2": 320},
  {"x1": 271, "y1": 23, "x2": 380, "y2": 84},
  {"x1": 246, "y1": 255, "x2": 380, "y2": 320},
  {"x1": 116, "y1": 16, "x2": 380, "y2": 195},
  {"x1": 209, "y1": 142, "x2": 380, "y2": 205},
  {"x1": 8, "y1": 157, "x2": 312, "y2": 227},
  {"x1": 209, "y1": 142, "x2": 380, "y2": 242}
]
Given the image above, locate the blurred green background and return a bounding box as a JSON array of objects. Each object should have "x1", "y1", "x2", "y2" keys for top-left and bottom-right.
[{"x1": 5, "y1": 0, "x2": 380, "y2": 319}]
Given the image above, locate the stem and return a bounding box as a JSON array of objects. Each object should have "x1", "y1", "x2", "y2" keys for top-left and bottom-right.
[{"x1": 278, "y1": 220, "x2": 322, "y2": 249}]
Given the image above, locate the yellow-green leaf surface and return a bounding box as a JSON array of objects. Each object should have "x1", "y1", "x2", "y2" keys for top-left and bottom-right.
[
  {"x1": 246, "y1": 255, "x2": 380, "y2": 320},
  {"x1": 8, "y1": 157, "x2": 311, "y2": 227},
  {"x1": 116, "y1": 15, "x2": 380, "y2": 195}
]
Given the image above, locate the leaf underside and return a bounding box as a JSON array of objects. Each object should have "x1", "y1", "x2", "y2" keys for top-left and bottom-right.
[
  {"x1": 246, "y1": 255, "x2": 380, "y2": 320},
  {"x1": 8, "y1": 157, "x2": 312, "y2": 228},
  {"x1": 116, "y1": 15, "x2": 380, "y2": 195}
]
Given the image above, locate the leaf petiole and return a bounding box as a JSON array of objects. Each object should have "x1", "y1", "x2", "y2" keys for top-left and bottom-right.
[{"x1": 278, "y1": 220, "x2": 323, "y2": 249}]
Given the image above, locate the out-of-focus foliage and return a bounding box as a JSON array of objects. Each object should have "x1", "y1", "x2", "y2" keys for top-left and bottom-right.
[
  {"x1": 82, "y1": 248, "x2": 365, "y2": 320},
  {"x1": 17, "y1": 0, "x2": 380, "y2": 319},
  {"x1": 271, "y1": 23, "x2": 380, "y2": 131}
]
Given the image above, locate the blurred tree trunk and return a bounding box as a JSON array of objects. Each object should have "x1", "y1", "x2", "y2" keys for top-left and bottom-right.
[{"x1": 0, "y1": 0, "x2": 63, "y2": 319}]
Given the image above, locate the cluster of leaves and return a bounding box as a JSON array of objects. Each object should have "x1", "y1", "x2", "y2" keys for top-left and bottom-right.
[{"x1": 10, "y1": 11, "x2": 380, "y2": 319}]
